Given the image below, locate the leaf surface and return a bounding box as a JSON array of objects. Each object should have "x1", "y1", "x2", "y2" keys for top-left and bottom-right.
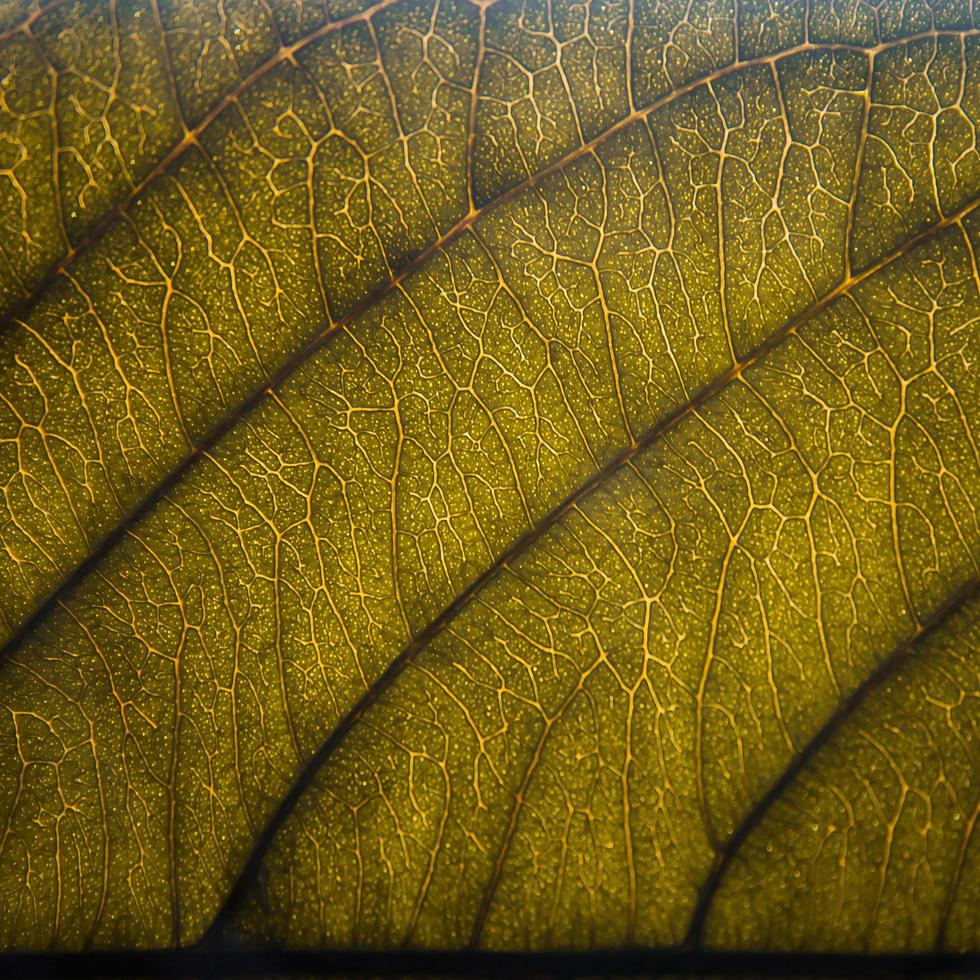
[{"x1": 0, "y1": 0, "x2": 978, "y2": 961}]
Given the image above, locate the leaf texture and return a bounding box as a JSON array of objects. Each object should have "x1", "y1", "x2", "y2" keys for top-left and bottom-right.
[{"x1": 0, "y1": 0, "x2": 978, "y2": 960}]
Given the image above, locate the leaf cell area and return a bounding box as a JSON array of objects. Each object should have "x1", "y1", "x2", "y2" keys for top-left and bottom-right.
[{"x1": 0, "y1": 0, "x2": 977, "y2": 971}]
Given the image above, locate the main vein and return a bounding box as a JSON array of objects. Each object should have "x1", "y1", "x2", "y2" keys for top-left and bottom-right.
[
  {"x1": 200, "y1": 186, "x2": 980, "y2": 944},
  {"x1": 683, "y1": 575, "x2": 980, "y2": 947},
  {"x1": 2, "y1": 26, "x2": 975, "y2": 667}
]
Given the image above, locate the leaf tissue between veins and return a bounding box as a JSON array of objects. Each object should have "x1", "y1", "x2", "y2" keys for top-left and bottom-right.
[{"x1": 0, "y1": 0, "x2": 977, "y2": 962}]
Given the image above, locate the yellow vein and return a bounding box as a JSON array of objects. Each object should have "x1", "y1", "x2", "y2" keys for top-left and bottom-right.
[
  {"x1": 3, "y1": 22, "x2": 979, "y2": 681},
  {"x1": 199, "y1": 186, "x2": 980, "y2": 945},
  {"x1": 0, "y1": 0, "x2": 404, "y2": 331},
  {"x1": 683, "y1": 575, "x2": 980, "y2": 947}
]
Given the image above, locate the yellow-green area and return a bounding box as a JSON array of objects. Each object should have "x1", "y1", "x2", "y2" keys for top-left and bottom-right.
[{"x1": 0, "y1": 0, "x2": 977, "y2": 955}]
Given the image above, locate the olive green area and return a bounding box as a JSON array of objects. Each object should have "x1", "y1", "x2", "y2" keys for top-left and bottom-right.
[{"x1": 0, "y1": 0, "x2": 977, "y2": 956}]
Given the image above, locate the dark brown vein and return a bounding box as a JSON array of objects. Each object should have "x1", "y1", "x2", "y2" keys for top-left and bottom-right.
[
  {"x1": 0, "y1": 2, "x2": 977, "y2": 958},
  {"x1": 683, "y1": 575, "x2": 980, "y2": 948},
  {"x1": 0, "y1": 0, "x2": 404, "y2": 335},
  {"x1": 0, "y1": 0, "x2": 65, "y2": 44},
  {"x1": 199, "y1": 186, "x2": 980, "y2": 947},
  {"x1": 3, "y1": 28, "x2": 974, "y2": 671},
  {"x1": 1, "y1": 16, "x2": 972, "y2": 337}
]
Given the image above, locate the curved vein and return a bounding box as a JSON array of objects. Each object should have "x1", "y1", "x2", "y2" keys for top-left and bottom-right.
[
  {"x1": 0, "y1": 0, "x2": 404, "y2": 333},
  {"x1": 3, "y1": 27, "x2": 975, "y2": 670},
  {"x1": 199, "y1": 183, "x2": 980, "y2": 946},
  {"x1": 683, "y1": 575, "x2": 980, "y2": 948},
  {"x1": 0, "y1": 0, "x2": 66, "y2": 45}
]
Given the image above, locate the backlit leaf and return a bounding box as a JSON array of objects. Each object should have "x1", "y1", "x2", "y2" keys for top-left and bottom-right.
[{"x1": 0, "y1": 0, "x2": 977, "y2": 965}]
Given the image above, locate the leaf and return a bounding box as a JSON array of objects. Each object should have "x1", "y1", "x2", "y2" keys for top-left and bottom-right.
[{"x1": 0, "y1": 0, "x2": 978, "y2": 965}]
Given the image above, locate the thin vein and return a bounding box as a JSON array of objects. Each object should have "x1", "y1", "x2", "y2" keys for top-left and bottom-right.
[
  {"x1": 3, "y1": 29, "x2": 976, "y2": 670},
  {"x1": 199, "y1": 185, "x2": 980, "y2": 946},
  {"x1": 683, "y1": 576, "x2": 980, "y2": 948},
  {"x1": 1, "y1": 22, "x2": 973, "y2": 335},
  {"x1": 0, "y1": 0, "x2": 405, "y2": 334}
]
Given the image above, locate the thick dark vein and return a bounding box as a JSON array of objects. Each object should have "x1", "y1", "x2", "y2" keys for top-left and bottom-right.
[
  {"x1": 200, "y1": 188, "x2": 980, "y2": 944},
  {"x1": 683, "y1": 575, "x2": 980, "y2": 948},
  {"x1": 2, "y1": 28, "x2": 974, "y2": 670},
  {"x1": 0, "y1": 0, "x2": 403, "y2": 333},
  {"x1": 0, "y1": 946, "x2": 977, "y2": 977},
  {"x1": 5, "y1": 22, "x2": 973, "y2": 339},
  {"x1": 0, "y1": 0, "x2": 65, "y2": 44}
]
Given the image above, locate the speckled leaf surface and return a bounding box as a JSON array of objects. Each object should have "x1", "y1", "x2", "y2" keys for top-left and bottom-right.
[{"x1": 0, "y1": 0, "x2": 978, "y2": 961}]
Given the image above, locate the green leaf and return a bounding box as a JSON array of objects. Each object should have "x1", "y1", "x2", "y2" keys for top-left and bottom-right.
[{"x1": 0, "y1": 0, "x2": 978, "y2": 964}]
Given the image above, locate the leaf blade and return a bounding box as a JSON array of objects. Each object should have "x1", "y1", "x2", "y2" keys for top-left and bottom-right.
[
  {"x1": 1, "y1": 0, "x2": 978, "y2": 957},
  {"x1": 213, "y1": 217, "x2": 980, "y2": 950}
]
